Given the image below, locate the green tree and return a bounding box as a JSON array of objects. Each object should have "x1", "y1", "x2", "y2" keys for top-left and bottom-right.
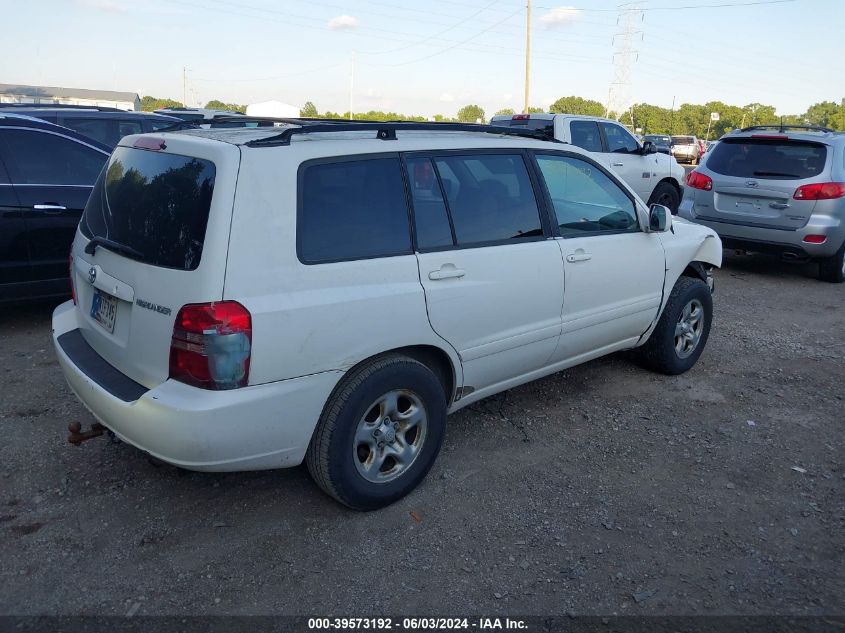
[
  {"x1": 549, "y1": 96, "x2": 604, "y2": 117},
  {"x1": 804, "y1": 101, "x2": 841, "y2": 129},
  {"x1": 140, "y1": 96, "x2": 183, "y2": 112},
  {"x1": 456, "y1": 104, "x2": 485, "y2": 123},
  {"x1": 300, "y1": 101, "x2": 319, "y2": 117},
  {"x1": 527, "y1": 106, "x2": 545, "y2": 114},
  {"x1": 204, "y1": 99, "x2": 228, "y2": 110},
  {"x1": 495, "y1": 108, "x2": 515, "y2": 116}
]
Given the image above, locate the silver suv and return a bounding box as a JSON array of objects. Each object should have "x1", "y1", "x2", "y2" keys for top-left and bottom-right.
[{"x1": 679, "y1": 125, "x2": 845, "y2": 283}]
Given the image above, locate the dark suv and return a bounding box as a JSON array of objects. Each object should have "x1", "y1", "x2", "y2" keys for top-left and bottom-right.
[
  {"x1": 0, "y1": 113, "x2": 110, "y2": 303},
  {"x1": 0, "y1": 105, "x2": 178, "y2": 149}
]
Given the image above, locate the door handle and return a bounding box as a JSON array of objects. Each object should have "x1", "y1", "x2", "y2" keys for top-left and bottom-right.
[
  {"x1": 611, "y1": 162, "x2": 624, "y2": 167},
  {"x1": 428, "y1": 265, "x2": 466, "y2": 280},
  {"x1": 566, "y1": 252, "x2": 592, "y2": 263},
  {"x1": 34, "y1": 204, "x2": 67, "y2": 213}
]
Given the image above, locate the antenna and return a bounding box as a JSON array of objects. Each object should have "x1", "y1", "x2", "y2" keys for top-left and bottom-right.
[{"x1": 605, "y1": 2, "x2": 642, "y2": 121}]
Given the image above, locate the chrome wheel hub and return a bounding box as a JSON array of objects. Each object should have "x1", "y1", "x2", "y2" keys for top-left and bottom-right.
[
  {"x1": 353, "y1": 389, "x2": 427, "y2": 484},
  {"x1": 674, "y1": 298, "x2": 704, "y2": 359}
]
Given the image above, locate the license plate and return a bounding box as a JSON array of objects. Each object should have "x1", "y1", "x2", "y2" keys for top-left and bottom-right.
[{"x1": 90, "y1": 290, "x2": 118, "y2": 333}]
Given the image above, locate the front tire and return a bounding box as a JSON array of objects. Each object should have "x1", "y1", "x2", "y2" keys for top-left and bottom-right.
[
  {"x1": 306, "y1": 354, "x2": 447, "y2": 510},
  {"x1": 648, "y1": 182, "x2": 681, "y2": 215},
  {"x1": 817, "y1": 241, "x2": 845, "y2": 283},
  {"x1": 636, "y1": 276, "x2": 713, "y2": 375}
]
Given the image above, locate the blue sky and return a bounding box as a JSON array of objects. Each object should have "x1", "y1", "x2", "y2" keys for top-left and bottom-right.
[{"x1": 1, "y1": 0, "x2": 841, "y2": 117}]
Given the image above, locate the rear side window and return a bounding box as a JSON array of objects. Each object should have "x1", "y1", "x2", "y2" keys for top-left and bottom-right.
[
  {"x1": 299, "y1": 157, "x2": 411, "y2": 263},
  {"x1": 80, "y1": 147, "x2": 216, "y2": 270},
  {"x1": 406, "y1": 157, "x2": 454, "y2": 249},
  {"x1": 570, "y1": 121, "x2": 603, "y2": 152},
  {"x1": 707, "y1": 138, "x2": 827, "y2": 180},
  {"x1": 433, "y1": 154, "x2": 543, "y2": 245},
  {"x1": 0, "y1": 129, "x2": 105, "y2": 185},
  {"x1": 61, "y1": 118, "x2": 143, "y2": 148}
]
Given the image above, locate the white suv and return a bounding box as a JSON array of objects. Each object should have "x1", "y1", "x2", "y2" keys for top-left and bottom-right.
[
  {"x1": 491, "y1": 113, "x2": 687, "y2": 214},
  {"x1": 53, "y1": 120, "x2": 721, "y2": 510}
]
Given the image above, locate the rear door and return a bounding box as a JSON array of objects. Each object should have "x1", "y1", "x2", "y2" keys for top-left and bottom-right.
[
  {"x1": 71, "y1": 136, "x2": 240, "y2": 389},
  {"x1": 58, "y1": 116, "x2": 145, "y2": 149},
  {"x1": 694, "y1": 136, "x2": 826, "y2": 229},
  {"x1": 409, "y1": 151, "x2": 563, "y2": 392},
  {"x1": 532, "y1": 151, "x2": 665, "y2": 361},
  {"x1": 0, "y1": 127, "x2": 108, "y2": 289}
]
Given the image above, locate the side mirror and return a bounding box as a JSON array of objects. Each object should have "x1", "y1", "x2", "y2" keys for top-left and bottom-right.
[
  {"x1": 641, "y1": 140, "x2": 657, "y2": 155},
  {"x1": 648, "y1": 204, "x2": 672, "y2": 232}
]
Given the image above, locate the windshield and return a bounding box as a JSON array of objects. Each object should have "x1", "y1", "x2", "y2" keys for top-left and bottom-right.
[
  {"x1": 706, "y1": 138, "x2": 827, "y2": 180},
  {"x1": 80, "y1": 147, "x2": 216, "y2": 270}
]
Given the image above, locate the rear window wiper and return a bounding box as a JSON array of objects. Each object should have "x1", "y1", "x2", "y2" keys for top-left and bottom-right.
[
  {"x1": 753, "y1": 171, "x2": 801, "y2": 178},
  {"x1": 84, "y1": 236, "x2": 144, "y2": 260}
]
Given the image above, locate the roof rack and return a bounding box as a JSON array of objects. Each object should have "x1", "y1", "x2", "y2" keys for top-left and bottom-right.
[
  {"x1": 739, "y1": 124, "x2": 833, "y2": 134},
  {"x1": 0, "y1": 103, "x2": 128, "y2": 112},
  {"x1": 232, "y1": 118, "x2": 557, "y2": 146}
]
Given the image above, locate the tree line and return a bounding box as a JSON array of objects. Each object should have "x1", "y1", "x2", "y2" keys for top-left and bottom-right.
[{"x1": 140, "y1": 95, "x2": 845, "y2": 136}]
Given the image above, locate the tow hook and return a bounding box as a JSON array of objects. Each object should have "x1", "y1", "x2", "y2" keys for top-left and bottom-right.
[{"x1": 68, "y1": 421, "x2": 106, "y2": 445}]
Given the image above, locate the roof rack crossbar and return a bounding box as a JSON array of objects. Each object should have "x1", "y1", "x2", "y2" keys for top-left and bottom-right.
[
  {"x1": 739, "y1": 124, "x2": 833, "y2": 134},
  {"x1": 236, "y1": 120, "x2": 560, "y2": 147}
]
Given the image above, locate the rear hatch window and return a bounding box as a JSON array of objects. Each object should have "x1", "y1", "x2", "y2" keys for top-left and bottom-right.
[
  {"x1": 80, "y1": 146, "x2": 216, "y2": 270},
  {"x1": 671, "y1": 136, "x2": 694, "y2": 145},
  {"x1": 706, "y1": 138, "x2": 827, "y2": 180},
  {"x1": 494, "y1": 117, "x2": 554, "y2": 136}
]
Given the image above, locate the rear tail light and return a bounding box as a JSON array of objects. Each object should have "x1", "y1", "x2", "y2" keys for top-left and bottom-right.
[
  {"x1": 686, "y1": 170, "x2": 713, "y2": 191},
  {"x1": 169, "y1": 301, "x2": 252, "y2": 390},
  {"x1": 69, "y1": 250, "x2": 76, "y2": 305},
  {"x1": 802, "y1": 234, "x2": 827, "y2": 244},
  {"x1": 793, "y1": 182, "x2": 845, "y2": 200}
]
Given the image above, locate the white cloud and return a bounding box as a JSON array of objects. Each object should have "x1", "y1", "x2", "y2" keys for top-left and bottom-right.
[
  {"x1": 77, "y1": 0, "x2": 126, "y2": 12},
  {"x1": 539, "y1": 6, "x2": 581, "y2": 28},
  {"x1": 439, "y1": 93, "x2": 455, "y2": 103},
  {"x1": 328, "y1": 15, "x2": 358, "y2": 30}
]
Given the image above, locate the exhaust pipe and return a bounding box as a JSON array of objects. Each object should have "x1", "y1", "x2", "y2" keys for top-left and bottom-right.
[{"x1": 781, "y1": 252, "x2": 809, "y2": 262}]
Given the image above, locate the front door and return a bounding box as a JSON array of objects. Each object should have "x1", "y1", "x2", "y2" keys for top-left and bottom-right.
[
  {"x1": 407, "y1": 152, "x2": 564, "y2": 393},
  {"x1": 532, "y1": 152, "x2": 666, "y2": 362},
  {"x1": 0, "y1": 128, "x2": 108, "y2": 291},
  {"x1": 599, "y1": 121, "x2": 653, "y2": 202},
  {"x1": 0, "y1": 157, "x2": 32, "y2": 295}
]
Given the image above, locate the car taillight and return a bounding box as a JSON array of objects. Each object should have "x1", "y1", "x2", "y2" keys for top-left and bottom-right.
[
  {"x1": 169, "y1": 301, "x2": 252, "y2": 390},
  {"x1": 69, "y1": 250, "x2": 76, "y2": 305},
  {"x1": 793, "y1": 182, "x2": 845, "y2": 200},
  {"x1": 686, "y1": 170, "x2": 712, "y2": 191}
]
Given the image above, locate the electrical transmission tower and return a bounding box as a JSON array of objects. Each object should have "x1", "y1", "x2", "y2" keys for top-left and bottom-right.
[{"x1": 605, "y1": 2, "x2": 643, "y2": 122}]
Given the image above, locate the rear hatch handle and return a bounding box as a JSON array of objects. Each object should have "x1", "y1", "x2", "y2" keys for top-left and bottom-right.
[{"x1": 84, "y1": 236, "x2": 144, "y2": 260}]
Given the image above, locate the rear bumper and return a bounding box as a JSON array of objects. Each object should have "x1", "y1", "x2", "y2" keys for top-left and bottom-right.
[
  {"x1": 52, "y1": 300, "x2": 342, "y2": 472},
  {"x1": 678, "y1": 199, "x2": 845, "y2": 258}
]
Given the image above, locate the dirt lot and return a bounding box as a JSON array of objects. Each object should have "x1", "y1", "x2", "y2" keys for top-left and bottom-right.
[{"x1": 0, "y1": 251, "x2": 842, "y2": 617}]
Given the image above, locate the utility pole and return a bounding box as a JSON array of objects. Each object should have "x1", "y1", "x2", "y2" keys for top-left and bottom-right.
[
  {"x1": 670, "y1": 95, "x2": 675, "y2": 135},
  {"x1": 182, "y1": 67, "x2": 187, "y2": 107},
  {"x1": 523, "y1": 0, "x2": 531, "y2": 113},
  {"x1": 349, "y1": 52, "x2": 355, "y2": 121}
]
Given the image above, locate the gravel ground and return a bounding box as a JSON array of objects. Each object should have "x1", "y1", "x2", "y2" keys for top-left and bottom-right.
[{"x1": 0, "y1": 251, "x2": 843, "y2": 617}]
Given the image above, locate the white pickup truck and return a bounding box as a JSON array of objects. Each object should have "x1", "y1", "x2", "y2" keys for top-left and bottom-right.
[{"x1": 491, "y1": 113, "x2": 686, "y2": 213}]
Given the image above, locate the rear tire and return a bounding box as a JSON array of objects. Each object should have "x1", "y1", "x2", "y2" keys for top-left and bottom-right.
[
  {"x1": 818, "y1": 241, "x2": 845, "y2": 283},
  {"x1": 305, "y1": 354, "x2": 447, "y2": 510},
  {"x1": 647, "y1": 182, "x2": 681, "y2": 215},
  {"x1": 636, "y1": 276, "x2": 713, "y2": 375}
]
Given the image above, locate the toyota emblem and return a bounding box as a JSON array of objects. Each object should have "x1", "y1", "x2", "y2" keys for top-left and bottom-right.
[{"x1": 88, "y1": 266, "x2": 97, "y2": 284}]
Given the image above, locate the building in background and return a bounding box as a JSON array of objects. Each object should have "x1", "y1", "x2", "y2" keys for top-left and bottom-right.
[
  {"x1": 246, "y1": 100, "x2": 299, "y2": 118},
  {"x1": 0, "y1": 83, "x2": 140, "y2": 111}
]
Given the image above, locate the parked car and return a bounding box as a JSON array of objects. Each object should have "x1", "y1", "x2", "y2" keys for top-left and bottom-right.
[
  {"x1": 697, "y1": 138, "x2": 707, "y2": 159},
  {"x1": 491, "y1": 113, "x2": 686, "y2": 213},
  {"x1": 0, "y1": 113, "x2": 110, "y2": 303},
  {"x1": 643, "y1": 134, "x2": 672, "y2": 155},
  {"x1": 679, "y1": 125, "x2": 845, "y2": 282},
  {"x1": 53, "y1": 120, "x2": 721, "y2": 509},
  {"x1": 671, "y1": 135, "x2": 701, "y2": 165},
  {"x1": 152, "y1": 107, "x2": 270, "y2": 129},
  {"x1": 0, "y1": 104, "x2": 179, "y2": 149}
]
